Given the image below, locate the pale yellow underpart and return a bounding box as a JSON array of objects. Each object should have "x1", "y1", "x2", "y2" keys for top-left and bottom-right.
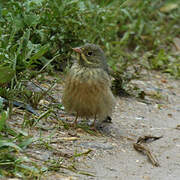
[{"x1": 62, "y1": 63, "x2": 116, "y2": 121}]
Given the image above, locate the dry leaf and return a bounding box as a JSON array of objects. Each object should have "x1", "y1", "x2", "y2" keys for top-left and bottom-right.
[{"x1": 160, "y1": 3, "x2": 178, "y2": 12}]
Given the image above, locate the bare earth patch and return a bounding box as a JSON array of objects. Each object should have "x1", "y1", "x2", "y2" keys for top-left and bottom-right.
[{"x1": 8, "y1": 71, "x2": 180, "y2": 179}]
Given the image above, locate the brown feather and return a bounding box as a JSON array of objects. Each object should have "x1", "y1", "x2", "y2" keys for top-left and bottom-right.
[
  {"x1": 62, "y1": 63, "x2": 115, "y2": 120},
  {"x1": 62, "y1": 44, "x2": 116, "y2": 124}
]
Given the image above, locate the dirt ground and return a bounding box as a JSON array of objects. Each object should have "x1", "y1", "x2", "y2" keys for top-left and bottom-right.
[
  {"x1": 58, "y1": 71, "x2": 180, "y2": 180},
  {"x1": 8, "y1": 71, "x2": 180, "y2": 180}
]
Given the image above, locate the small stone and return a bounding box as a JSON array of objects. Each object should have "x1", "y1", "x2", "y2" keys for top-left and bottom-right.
[
  {"x1": 167, "y1": 113, "x2": 173, "y2": 117},
  {"x1": 176, "y1": 108, "x2": 180, "y2": 112},
  {"x1": 68, "y1": 130, "x2": 77, "y2": 137},
  {"x1": 143, "y1": 175, "x2": 151, "y2": 180},
  {"x1": 135, "y1": 116, "x2": 144, "y2": 120},
  {"x1": 39, "y1": 99, "x2": 50, "y2": 105}
]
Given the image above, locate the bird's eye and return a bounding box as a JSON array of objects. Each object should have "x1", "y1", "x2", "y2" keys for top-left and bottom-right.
[{"x1": 87, "y1": 51, "x2": 93, "y2": 56}]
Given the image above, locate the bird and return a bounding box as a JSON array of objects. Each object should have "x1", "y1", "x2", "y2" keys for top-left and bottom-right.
[{"x1": 62, "y1": 43, "x2": 116, "y2": 129}]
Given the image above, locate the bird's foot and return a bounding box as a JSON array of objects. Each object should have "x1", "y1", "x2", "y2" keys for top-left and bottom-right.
[
  {"x1": 103, "y1": 116, "x2": 112, "y2": 123},
  {"x1": 72, "y1": 113, "x2": 78, "y2": 128}
]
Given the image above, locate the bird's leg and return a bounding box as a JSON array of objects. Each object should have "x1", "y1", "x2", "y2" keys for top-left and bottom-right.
[
  {"x1": 86, "y1": 117, "x2": 90, "y2": 125},
  {"x1": 73, "y1": 113, "x2": 78, "y2": 127},
  {"x1": 92, "y1": 114, "x2": 97, "y2": 130}
]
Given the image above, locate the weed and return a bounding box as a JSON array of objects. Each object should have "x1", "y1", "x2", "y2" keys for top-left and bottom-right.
[{"x1": 0, "y1": 0, "x2": 179, "y2": 178}]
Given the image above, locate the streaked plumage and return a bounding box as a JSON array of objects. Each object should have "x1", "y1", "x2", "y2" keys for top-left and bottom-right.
[{"x1": 62, "y1": 43, "x2": 116, "y2": 128}]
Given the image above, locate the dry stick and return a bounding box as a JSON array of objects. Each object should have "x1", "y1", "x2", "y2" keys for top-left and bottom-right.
[
  {"x1": 137, "y1": 135, "x2": 163, "y2": 144},
  {"x1": 39, "y1": 54, "x2": 61, "y2": 73},
  {"x1": 52, "y1": 150, "x2": 73, "y2": 158},
  {"x1": 30, "y1": 80, "x2": 58, "y2": 103},
  {"x1": 133, "y1": 135, "x2": 162, "y2": 167},
  {"x1": 133, "y1": 143, "x2": 160, "y2": 167}
]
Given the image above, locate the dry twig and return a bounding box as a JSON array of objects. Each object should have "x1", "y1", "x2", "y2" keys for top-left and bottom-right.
[{"x1": 133, "y1": 135, "x2": 162, "y2": 167}]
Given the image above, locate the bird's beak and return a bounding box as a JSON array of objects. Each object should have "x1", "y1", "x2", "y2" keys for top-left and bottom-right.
[
  {"x1": 72, "y1": 47, "x2": 93, "y2": 65},
  {"x1": 72, "y1": 47, "x2": 82, "y2": 54}
]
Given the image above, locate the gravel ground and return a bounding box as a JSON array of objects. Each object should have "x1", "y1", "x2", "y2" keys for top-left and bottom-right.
[{"x1": 72, "y1": 72, "x2": 180, "y2": 180}]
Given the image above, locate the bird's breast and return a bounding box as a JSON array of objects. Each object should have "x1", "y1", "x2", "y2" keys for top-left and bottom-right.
[
  {"x1": 68, "y1": 65, "x2": 111, "y2": 87},
  {"x1": 62, "y1": 64, "x2": 115, "y2": 118}
]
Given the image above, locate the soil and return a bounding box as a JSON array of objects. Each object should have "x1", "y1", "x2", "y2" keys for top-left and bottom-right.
[
  {"x1": 8, "y1": 71, "x2": 180, "y2": 180},
  {"x1": 63, "y1": 71, "x2": 180, "y2": 180}
]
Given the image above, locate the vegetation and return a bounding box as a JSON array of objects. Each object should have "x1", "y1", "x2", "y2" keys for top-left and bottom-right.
[{"x1": 0, "y1": 0, "x2": 179, "y2": 178}]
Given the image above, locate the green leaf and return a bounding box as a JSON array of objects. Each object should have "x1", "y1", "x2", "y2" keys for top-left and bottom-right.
[
  {"x1": 0, "y1": 97, "x2": 3, "y2": 111},
  {"x1": 0, "y1": 66, "x2": 15, "y2": 84},
  {"x1": 0, "y1": 111, "x2": 8, "y2": 131},
  {"x1": 30, "y1": 44, "x2": 49, "y2": 61},
  {"x1": 19, "y1": 137, "x2": 33, "y2": 149},
  {"x1": 24, "y1": 14, "x2": 40, "y2": 27},
  {"x1": 17, "y1": 164, "x2": 39, "y2": 174},
  {"x1": 13, "y1": 17, "x2": 24, "y2": 31},
  {"x1": 6, "y1": 126, "x2": 18, "y2": 137},
  {"x1": 0, "y1": 140, "x2": 22, "y2": 151}
]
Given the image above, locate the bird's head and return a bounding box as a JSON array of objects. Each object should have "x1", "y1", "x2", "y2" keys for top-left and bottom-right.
[{"x1": 72, "y1": 43, "x2": 108, "y2": 72}]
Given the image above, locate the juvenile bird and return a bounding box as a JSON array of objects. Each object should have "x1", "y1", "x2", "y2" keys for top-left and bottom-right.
[{"x1": 62, "y1": 43, "x2": 116, "y2": 128}]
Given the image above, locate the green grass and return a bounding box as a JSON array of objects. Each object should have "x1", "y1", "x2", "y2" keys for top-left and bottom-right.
[
  {"x1": 0, "y1": 110, "x2": 40, "y2": 178},
  {"x1": 0, "y1": 0, "x2": 180, "y2": 178}
]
